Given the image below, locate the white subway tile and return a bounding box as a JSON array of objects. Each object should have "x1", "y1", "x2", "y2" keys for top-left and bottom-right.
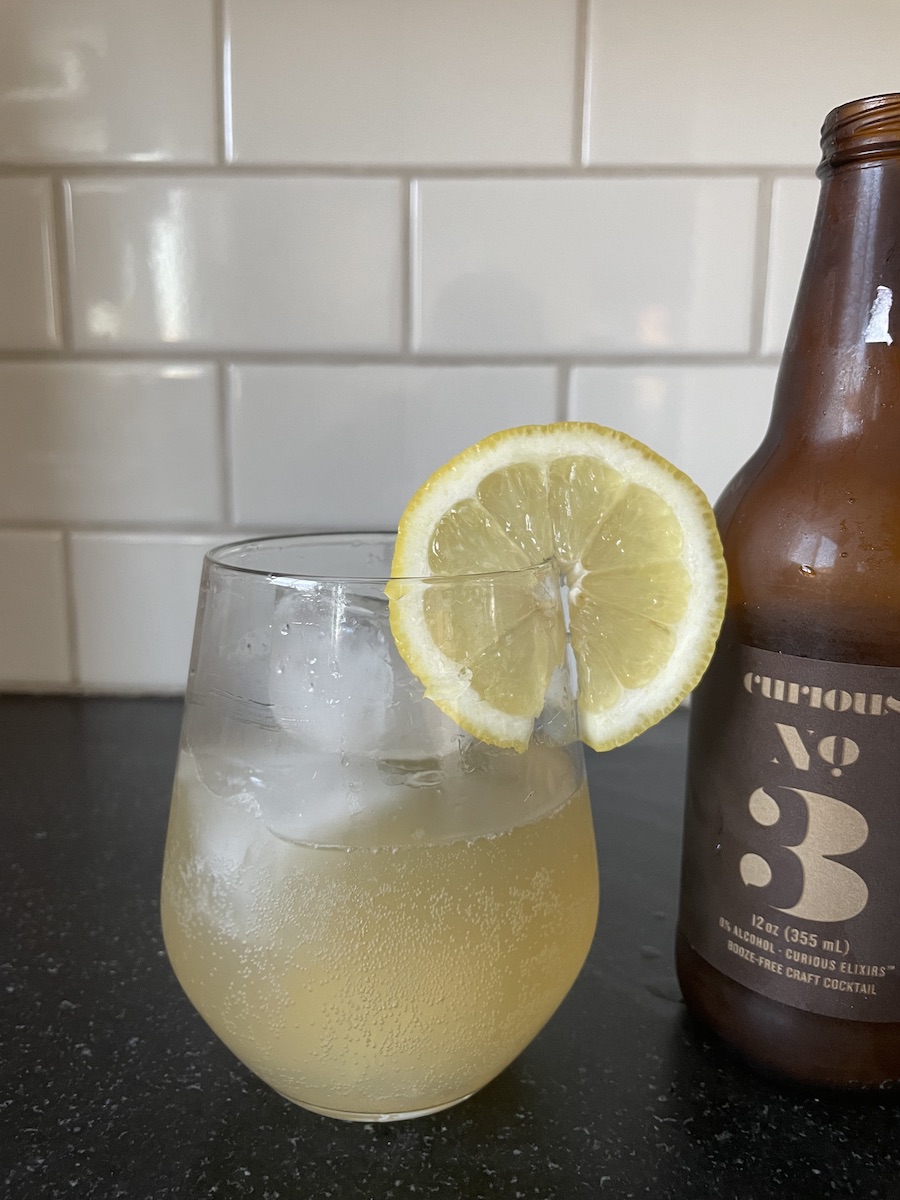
[
  {"x1": 71, "y1": 533, "x2": 223, "y2": 690},
  {"x1": 570, "y1": 365, "x2": 777, "y2": 504},
  {"x1": 0, "y1": 362, "x2": 222, "y2": 524},
  {"x1": 230, "y1": 364, "x2": 557, "y2": 527},
  {"x1": 585, "y1": 0, "x2": 900, "y2": 166},
  {"x1": 0, "y1": 0, "x2": 216, "y2": 163},
  {"x1": 0, "y1": 179, "x2": 60, "y2": 349},
  {"x1": 414, "y1": 178, "x2": 757, "y2": 354},
  {"x1": 225, "y1": 0, "x2": 577, "y2": 166},
  {"x1": 68, "y1": 177, "x2": 403, "y2": 351},
  {"x1": 762, "y1": 178, "x2": 820, "y2": 355},
  {"x1": 0, "y1": 530, "x2": 71, "y2": 687}
]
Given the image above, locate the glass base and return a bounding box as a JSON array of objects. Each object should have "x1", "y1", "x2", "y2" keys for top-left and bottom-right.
[{"x1": 277, "y1": 1089, "x2": 476, "y2": 1122}]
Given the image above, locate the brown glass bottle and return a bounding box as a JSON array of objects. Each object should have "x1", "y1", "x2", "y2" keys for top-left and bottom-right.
[{"x1": 676, "y1": 94, "x2": 900, "y2": 1088}]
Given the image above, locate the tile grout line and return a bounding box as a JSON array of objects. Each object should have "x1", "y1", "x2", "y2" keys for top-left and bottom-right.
[
  {"x1": 59, "y1": 530, "x2": 82, "y2": 689},
  {"x1": 401, "y1": 179, "x2": 414, "y2": 353},
  {"x1": 212, "y1": 0, "x2": 231, "y2": 166},
  {"x1": 1, "y1": 520, "x2": 240, "y2": 536},
  {"x1": 574, "y1": 0, "x2": 591, "y2": 167},
  {"x1": 748, "y1": 171, "x2": 776, "y2": 355},
  {"x1": 49, "y1": 175, "x2": 75, "y2": 350},
  {"x1": 0, "y1": 520, "x2": 317, "y2": 537},
  {"x1": 556, "y1": 363, "x2": 572, "y2": 421},
  {"x1": 0, "y1": 161, "x2": 819, "y2": 180},
  {"x1": 0, "y1": 349, "x2": 783, "y2": 368},
  {"x1": 217, "y1": 360, "x2": 236, "y2": 525},
  {"x1": 0, "y1": 519, "x2": 357, "y2": 538}
]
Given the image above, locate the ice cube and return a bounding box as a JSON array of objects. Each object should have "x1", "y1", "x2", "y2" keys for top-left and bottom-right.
[
  {"x1": 251, "y1": 751, "x2": 349, "y2": 844},
  {"x1": 266, "y1": 586, "x2": 394, "y2": 756},
  {"x1": 265, "y1": 584, "x2": 464, "y2": 759}
]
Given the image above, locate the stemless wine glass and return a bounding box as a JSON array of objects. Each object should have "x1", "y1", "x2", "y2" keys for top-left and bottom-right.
[{"x1": 160, "y1": 533, "x2": 598, "y2": 1121}]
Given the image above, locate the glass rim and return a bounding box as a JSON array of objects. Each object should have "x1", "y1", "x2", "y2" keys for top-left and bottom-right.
[{"x1": 204, "y1": 531, "x2": 558, "y2": 584}]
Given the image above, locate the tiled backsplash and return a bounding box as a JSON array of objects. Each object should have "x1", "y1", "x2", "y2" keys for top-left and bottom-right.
[{"x1": 0, "y1": 0, "x2": 897, "y2": 692}]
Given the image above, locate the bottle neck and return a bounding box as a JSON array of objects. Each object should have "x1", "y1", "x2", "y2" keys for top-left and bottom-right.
[{"x1": 771, "y1": 156, "x2": 900, "y2": 450}]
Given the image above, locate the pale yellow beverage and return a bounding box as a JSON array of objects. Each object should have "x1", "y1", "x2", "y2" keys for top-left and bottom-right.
[{"x1": 161, "y1": 741, "x2": 598, "y2": 1120}]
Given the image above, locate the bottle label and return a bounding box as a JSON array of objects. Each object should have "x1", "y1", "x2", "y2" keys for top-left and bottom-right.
[{"x1": 680, "y1": 644, "x2": 900, "y2": 1022}]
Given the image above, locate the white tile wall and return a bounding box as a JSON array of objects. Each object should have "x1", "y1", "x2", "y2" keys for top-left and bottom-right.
[
  {"x1": 0, "y1": 531, "x2": 71, "y2": 687},
  {"x1": 230, "y1": 364, "x2": 558, "y2": 527},
  {"x1": 0, "y1": 362, "x2": 222, "y2": 523},
  {"x1": 570, "y1": 366, "x2": 777, "y2": 505},
  {"x1": 225, "y1": 0, "x2": 578, "y2": 166},
  {"x1": 585, "y1": 0, "x2": 900, "y2": 166},
  {"x1": 762, "y1": 178, "x2": 820, "y2": 355},
  {"x1": 70, "y1": 534, "x2": 222, "y2": 691},
  {"x1": 414, "y1": 178, "x2": 759, "y2": 353},
  {"x1": 0, "y1": 178, "x2": 60, "y2": 349},
  {"x1": 0, "y1": 0, "x2": 216, "y2": 163},
  {"x1": 67, "y1": 177, "x2": 404, "y2": 351},
  {"x1": 0, "y1": 0, "x2": 870, "y2": 691}
]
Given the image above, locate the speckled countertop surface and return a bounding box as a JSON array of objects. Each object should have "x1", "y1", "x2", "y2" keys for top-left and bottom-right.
[{"x1": 2, "y1": 697, "x2": 898, "y2": 1199}]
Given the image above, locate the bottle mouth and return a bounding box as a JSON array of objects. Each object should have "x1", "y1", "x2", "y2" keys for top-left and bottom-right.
[{"x1": 820, "y1": 93, "x2": 900, "y2": 173}]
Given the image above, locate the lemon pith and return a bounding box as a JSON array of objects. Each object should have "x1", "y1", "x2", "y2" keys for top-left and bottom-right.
[{"x1": 389, "y1": 423, "x2": 726, "y2": 753}]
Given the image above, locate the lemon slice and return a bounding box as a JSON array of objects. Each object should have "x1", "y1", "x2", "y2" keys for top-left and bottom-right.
[{"x1": 388, "y1": 422, "x2": 726, "y2": 752}]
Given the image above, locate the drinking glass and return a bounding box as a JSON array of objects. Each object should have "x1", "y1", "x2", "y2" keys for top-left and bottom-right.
[{"x1": 160, "y1": 533, "x2": 598, "y2": 1121}]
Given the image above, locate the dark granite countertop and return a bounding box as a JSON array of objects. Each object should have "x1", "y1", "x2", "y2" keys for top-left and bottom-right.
[{"x1": 2, "y1": 697, "x2": 898, "y2": 1199}]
